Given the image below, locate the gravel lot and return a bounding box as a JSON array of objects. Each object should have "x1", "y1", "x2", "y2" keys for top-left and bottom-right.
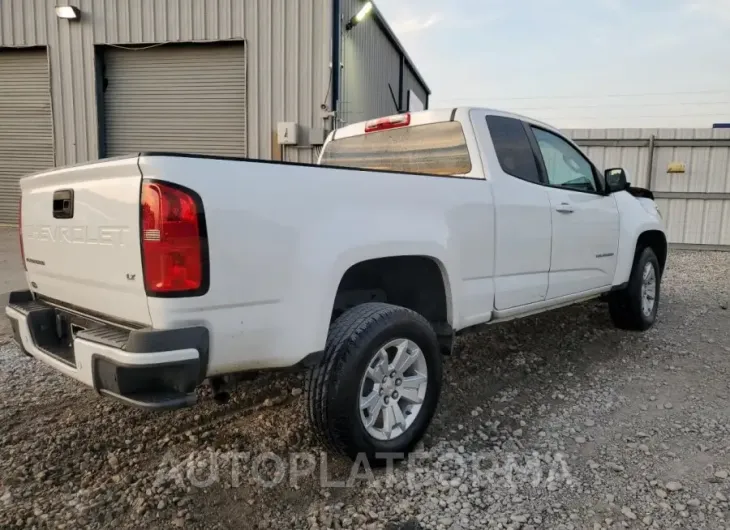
[{"x1": 1, "y1": 230, "x2": 729, "y2": 529}]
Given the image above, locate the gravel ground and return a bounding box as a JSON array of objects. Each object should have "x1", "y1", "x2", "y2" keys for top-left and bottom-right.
[{"x1": 1, "y1": 250, "x2": 729, "y2": 530}]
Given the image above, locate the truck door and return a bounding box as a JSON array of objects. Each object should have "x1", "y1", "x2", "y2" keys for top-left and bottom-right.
[
  {"x1": 527, "y1": 126, "x2": 620, "y2": 299},
  {"x1": 483, "y1": 115, "x2": 552, "y2": 310}
]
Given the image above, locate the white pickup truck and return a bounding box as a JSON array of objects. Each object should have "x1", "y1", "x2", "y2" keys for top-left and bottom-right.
[{"x1": 6, "y1": 108, "x2": 665, "y2": 462}]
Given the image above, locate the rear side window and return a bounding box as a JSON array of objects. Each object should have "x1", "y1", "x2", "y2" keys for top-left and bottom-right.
[
  {"x1": 319, "y1": 121, "x2": 473, "y2": 176},
  {"x1": 486, "y1": 115, "x2": 541, "y2": 184}
]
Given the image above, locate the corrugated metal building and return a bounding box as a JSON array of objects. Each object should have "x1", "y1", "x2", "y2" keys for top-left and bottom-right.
[
  {"x1": 0, "y1": 0, "x2": 430, "y2": 225},
  {"x1": 565, "y1": 127, "x2": 730, "y2": 250},
  {"x1": 339, "y1": 0, "x2": 428, "y2": 125}
]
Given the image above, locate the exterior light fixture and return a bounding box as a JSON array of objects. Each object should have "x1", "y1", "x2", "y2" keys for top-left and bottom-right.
[
  {"x1": 346, "y1": 2, "x2": 373, "y2": 30},
  {"x1": 55, "y1": 5, "x2": 81, "y2": 20}
]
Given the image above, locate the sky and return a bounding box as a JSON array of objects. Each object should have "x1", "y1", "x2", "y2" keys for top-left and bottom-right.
[{"x1": 375, "y1": 0, "x2": 730, "y2": 129}]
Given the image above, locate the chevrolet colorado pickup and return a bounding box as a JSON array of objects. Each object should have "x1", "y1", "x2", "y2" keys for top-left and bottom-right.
[{"x1": 6, "y1": 108, "x2": 666, "y2": 461}]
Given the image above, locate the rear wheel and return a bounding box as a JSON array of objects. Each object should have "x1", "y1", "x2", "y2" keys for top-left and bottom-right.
[
  {"x1": 608, "y1": 246, "x2": 660, "y2": 331},
  {"x1": 306, "y1": 303, "x2": 442, "y2": 464}
]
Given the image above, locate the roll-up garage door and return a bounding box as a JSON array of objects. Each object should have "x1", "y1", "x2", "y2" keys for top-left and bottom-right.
[
  {"x1": 0, "y1": 48, "x2": 54, "y2": 225},
  {"x1": 103, "y1": 43, "x2": 247, "y2": 158}
]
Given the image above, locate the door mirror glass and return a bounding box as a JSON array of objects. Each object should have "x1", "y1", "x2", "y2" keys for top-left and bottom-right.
[{"x1": 605, "y1": 168, "x2": 628, "y2": 193}]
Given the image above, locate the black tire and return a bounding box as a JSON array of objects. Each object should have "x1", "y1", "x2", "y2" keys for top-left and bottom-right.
[
  {"x1": 306, "y1": 303, "x2": 442, "y2": 464},
  {"x1": 608, "y1": 246, "x2": 660, "y2": 331}
]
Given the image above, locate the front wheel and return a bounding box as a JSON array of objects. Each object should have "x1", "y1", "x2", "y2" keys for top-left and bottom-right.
[
  {"x1": 608, "y1": 246, "x2": 661, "y2": 331},
  {"x1": 306, "y1": 303, "x2": 442, "y2": 464}
]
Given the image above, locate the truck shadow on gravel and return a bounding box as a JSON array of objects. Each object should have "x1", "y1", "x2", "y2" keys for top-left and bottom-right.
[{"x1": 429, "y1": 299, "x2": 642, "y2": 441}]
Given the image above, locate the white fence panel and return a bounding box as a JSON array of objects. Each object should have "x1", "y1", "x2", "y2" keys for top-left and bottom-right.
[{"x1": 564, "y1": 128, "x2": 730, "y2": 250}]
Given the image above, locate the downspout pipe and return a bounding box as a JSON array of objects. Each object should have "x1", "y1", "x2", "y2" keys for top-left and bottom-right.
[{"x1": 331, "y1": 0, "x2": 342, "y2": 128}]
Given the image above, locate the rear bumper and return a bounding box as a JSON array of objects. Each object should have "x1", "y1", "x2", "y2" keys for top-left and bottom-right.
[{"x1": 5, "y1": 290, "x2": 208, "y2": 410}]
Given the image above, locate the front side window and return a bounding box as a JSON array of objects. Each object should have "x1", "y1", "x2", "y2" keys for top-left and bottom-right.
[
  {"x1": 531, "y1": 127, "x2": 597, "y2": 192},
  {"x1": 319, "y1": 121, "x2": 472, "y2": 176}
]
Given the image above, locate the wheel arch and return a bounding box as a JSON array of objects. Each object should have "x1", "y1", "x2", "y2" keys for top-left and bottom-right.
[
  {"x1": 636, "y1": 230, "x2": 668, "y2": 275},
  {"x1": 330, "y1": 254, "x2": 454, "y2": 328}
]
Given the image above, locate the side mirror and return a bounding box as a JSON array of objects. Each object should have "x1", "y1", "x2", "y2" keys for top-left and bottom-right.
[{"x1": 605, "y1": 168, "x2": 628, "y2": 193}]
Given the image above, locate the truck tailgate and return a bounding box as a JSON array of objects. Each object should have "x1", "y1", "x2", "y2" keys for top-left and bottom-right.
[{"x1": 20, "y1": 156, "x2": 151, "y2": 326}]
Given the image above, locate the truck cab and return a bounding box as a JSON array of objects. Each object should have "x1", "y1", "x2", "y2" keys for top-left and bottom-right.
[{"x1": 320, "y1": 108, "x2": 665, "y2": 321}]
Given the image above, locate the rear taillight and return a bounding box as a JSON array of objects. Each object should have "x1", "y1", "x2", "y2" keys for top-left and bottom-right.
[
  {"x1": 19, "y1": 196, "x2": 26, "y2": 271},
  {"x1": 365, "y1": 113, "x2": 411, "y2": 133},
  {"x1": 140, "y1": 180, "x2": 208, "y2": 296}
]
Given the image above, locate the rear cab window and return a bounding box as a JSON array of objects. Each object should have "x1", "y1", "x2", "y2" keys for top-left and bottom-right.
[
  {"x1": 319, "y1": 120, "x2": 473, "y2": 177},
  {"x1": 486, "y1": 115, "x2": 542, "y2": 184}
]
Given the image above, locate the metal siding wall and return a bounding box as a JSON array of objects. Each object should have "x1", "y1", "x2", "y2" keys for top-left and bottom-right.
[
  {"x1": 340, "y1": 0, "x2": 401, "y2": 125},
  {"x1": 403, "y1": 64, "x2": 427, "y2": 111},
  {"x1": 0, "y1": 0, "x2": 49, "y2": 46},
  {"x1": 0, "y1": 0, "x2": 331, "y2": 166},
  {"x1": 650, "y1": 129, "x2": 730, "y2": 194},
  {"x1": 652, "y1": 128, "x2": 730, "y2": 247},
  {"x1": 566, "y1": 128, "x2": 730, "y2": 248}
]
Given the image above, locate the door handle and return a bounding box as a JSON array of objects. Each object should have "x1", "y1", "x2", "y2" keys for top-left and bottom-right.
[
  {"x1": 53, "y1": 189, "x2": 74, "y2": 219},
  {"x1": 555, "y1": 203, "x2": 574, "y2": 214}
]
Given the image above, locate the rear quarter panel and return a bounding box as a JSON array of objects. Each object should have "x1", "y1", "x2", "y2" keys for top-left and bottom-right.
[{"x1": 138, "y1": 156, "x2": 495, "y2": 375}]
